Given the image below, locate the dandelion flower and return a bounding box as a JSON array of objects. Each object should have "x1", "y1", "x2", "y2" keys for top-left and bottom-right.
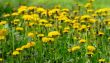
[
  {"x1": 16, "y1": 47, "x2": 24, "y2": 51},
  {"x1": 16, "y1": 27, "x2": 24, "y2": 31},
  {"x1": 28, "y1": 32, "x2": 35, "y2": 38},
  {"x1": 0, "y1": 58, "x2": 3, "y2": 61},
  {"x1": 87, "y1": 45, "x2": 96, "y2": 52},
  {"x1": 48, "y1": 31, "x2": 60, "y2": 37},
  {"x1": 98, "y1": 31, "x2": 104, "y2": 36},
  {"x1": 79, "y1": 39, "x2": 86, "y2": 43},
  {"x1": 99, "y1": 58, "x2": 105, "y2": 63},
  {"x1": 12, "y1": 51, "x2": 20, "y2": 56},
  {"x1": 68, "y1": 46, "x2": 80, "y2": 52}
]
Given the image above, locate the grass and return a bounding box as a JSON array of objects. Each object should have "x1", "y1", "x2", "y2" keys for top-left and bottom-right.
[
  {"x1": 0, "y1": 0, "x2": 110, "y2": 63},
  {"x1": 0, "y1": 0, "x2": 110, "y2": 8}
]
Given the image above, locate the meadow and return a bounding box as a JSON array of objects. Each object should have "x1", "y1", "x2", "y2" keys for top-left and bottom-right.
[{"x1": 0, "y1": 0, "x2": 110, "y2": 63}]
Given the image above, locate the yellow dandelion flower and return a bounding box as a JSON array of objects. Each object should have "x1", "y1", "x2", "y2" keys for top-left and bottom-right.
[
  {"x1": 89, "y1": 19, "x2": 96, "y2": 23},
  {"x1": 11, "y1": 12, "x2": 19, "y2": 16},
  {"x1": 0, "y1": 58, "x2": 3, "y2": 61},
  {"x1": 16, "y1": 27, "x2": 24, "y2": 31},
  {"x1": 108, "y1": 22, "x2": 110, "y2": 26},
  {"x1": 99, "y1": 58, "x2": 105, "y2": 63},
  {"x1": 63, "y1": 30, "x2": 69, "y2": 33},
  {"x1": 21, "y1": 45, "x2": 31, "y2": 49},
  {"x1": 39, "y1": 19, "x2": 48, "y2": 24},
  {"x1": 3, "y1": 14, "x2": 10, "y2": 17},
  {"x1": 92, "y1": 14, "x2": 97, "y2": 17},
  {"x1": 63, "y1": 27, "x2": 70, "y2": 33},
  {"x1": 22, "y1": 14, "x2": 33, "y2": 21},
  {"x1": 38, "y1": 34, "x2": 44, "y2": 38},
  {"x1": 12, "y1": 51, "x2": 20, "y2": 56},
  {"x1": 48, "y1": 38, "x2": 54, "y2": 42},
  {"x1": 85, "y1": 3, "x2": 92, "y2": 8},
  {"x1": 71, "y1": 46, "x2": 80, "y2": 52},
  {"x1": 28, "y1": 41, "x2": 36, "y2": 47},
  {"x1": 68, "y1": 46, "x2": 80, "y2": 52},
  {"x1": 48, "y1": 31, "x2": 60, "y2": 37},
  {"x1": 16, "y1": 47, "x2": 24, "y2": 51},
  {"x1": 79, "y1": 39, "x2": 86, "y2": 43},
  {"x1": 28, "y1": 22, "x2": 35, "y2": 27},
  {"x1": 28, "y1": 6, "x2": 36, "y2": 11},
  {"x1": 12, "y1": 19, "x2": 20, "y2": 25},
  {"x1": 42, "y1": 37, "x2": 54, "y2": 43},
  {"x1": 31, "y1": 14, "x2": 39, "y2": 21},
  {"x1": 81, "y1": 15, "x2": 91, "y2": 21},
  {"x1": 86, "y1": 52, "x2": 94, "y2": 57},
  {"x1": 73, "y1": 23, "x2": 80, "y2": 29},
  {"x1": 108, "y1": 37, "x2": 110, "y2": 40},
  {"x1": 98, "y1": 31, "x2": 104, "y2": 36},
  {"x1": 86, "y1": 52, "x2": 94, "y2": 55},
  {"x1": 36, "y1": 7, "x2": 45, "y2": 13},
  {"x1": 0, "y1": 21, "x2": 7, "y2": 25},
  {"x1": 45, "y1": 24, "x2": 52, "y2": 27},
  {"x1": 87, "y1": 46, "x2": 96, "y2": 52},
  {"x1": 18, "y1": 6, "x2": 27, "y2": 14},
  {"x1": 28, "y1": 32, "x2": 35, "y2": 38},
  {"x1": 42, "y1": 37, "x2": 49, "y2": 42},
  {"x1": 79, "y1": 25, "x2": 87, "y2": 31},
  {"x1": 0, "y1": 36, "x2": 5, "y2": 40},
  {"x1": 0, "y1": 29, "x2": 7, "y2": 36}
]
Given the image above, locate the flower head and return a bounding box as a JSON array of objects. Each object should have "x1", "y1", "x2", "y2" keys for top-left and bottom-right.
[
  {"x1": 99, "y1": 58, "x2": 105, "y2": 63},
  {"x1": 68, "y1": 46, "x2": 80, "y2": 52},
  {"x1": 87, "y1": 45, "x2": 96, "y2": 52},
  {"x1": 28, "y1": 32, "x2": 35, "y2": 38},
  {"x1": 48, "y1": 31, "x2": 60, "y2": 37},
  {"x1": 12, "y1": 51, "x2": 20, "y2": 56},
  {"x1": 79, "y1": 39, "x2": 86, "y2": 43}
]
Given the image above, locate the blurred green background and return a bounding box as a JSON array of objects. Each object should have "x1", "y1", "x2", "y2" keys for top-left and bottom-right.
[
  {"x1": 0, "y1": 0, "x2": 110, "y2": 8},
  {"x1": 0, "y1": 0, "x2": 110, "y2": 14}
]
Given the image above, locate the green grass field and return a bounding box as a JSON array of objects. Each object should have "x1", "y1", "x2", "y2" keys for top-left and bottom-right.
[
  {"x1": 0, "y1": 0, "x2": 110, "y2": 63},
  {"x1": 0, "y1": 0, "x2": 110, "y2": 8}
]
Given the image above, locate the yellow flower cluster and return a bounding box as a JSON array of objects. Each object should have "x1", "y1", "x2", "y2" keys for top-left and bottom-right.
[
  {"x1": 12, "y1": 41, "x2": 35, "y2": 56},
  {"x1": 1, "y1": 0, "x2": 110, "y2": 62},
  {"x1": 0, "y1": 29, "x2": 7, "y2": 40}
]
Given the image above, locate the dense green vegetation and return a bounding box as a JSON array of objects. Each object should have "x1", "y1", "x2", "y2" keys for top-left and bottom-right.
[{"x1": 0, "y1": 0, "x2": 110, "y2": 63}]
